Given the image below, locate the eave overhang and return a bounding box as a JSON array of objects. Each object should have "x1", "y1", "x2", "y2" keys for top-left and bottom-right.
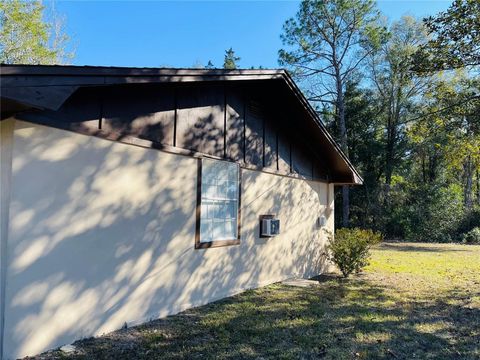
[{"x1": 0, "y1": 64, "x2": 363, "y2": 185}]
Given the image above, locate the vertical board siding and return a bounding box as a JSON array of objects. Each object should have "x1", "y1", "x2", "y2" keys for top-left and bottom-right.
[
  {"x1": 264, "y1": 116, "x2": 277, "y2": 170},
  {"x1": 17, "y1": 82, "x2": 330, "y2": 182},
  {"x1": 225, "y1": 88, "x2": 245, "y2": 162},
  {"x1": 245, "y1": 99, "x2": 264, "y2": 168},
  {"x1": 313, "y1": 161, "x2": 328, "y2": 181},
  {"x1": 32, "y1": 87, "x2": 101, "y2": 131},
  {"x1": 278, "y1": 129, "x2": 291, "y2": 174},
  {"x1": 102, "y1": 85, "x2": 176, "y2": 146},
  {"x1": 292, "y1": 142, "x2": 313, "y2": 179},
  {"x1": 176, "y1": 85, "x2": 225, "y2": 157}
]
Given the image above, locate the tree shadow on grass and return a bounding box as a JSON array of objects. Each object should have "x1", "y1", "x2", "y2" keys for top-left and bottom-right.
[
  {"x1": 28, "y1": 275, "x2": 480, "y2": 360},
  {"x1": 376, "y1": 243, "x2": 470, "y2": 253}
]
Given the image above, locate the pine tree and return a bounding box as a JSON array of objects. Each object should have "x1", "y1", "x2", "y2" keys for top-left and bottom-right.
[
  {"x1": 279, "y1": 0, "x2": 385, "y2": 227},
  {"x1": 205, "y1": 60, "x2": 215, "y2": 69},
  {"x1": 223, "y1": 47, "x2": 240, "y2": 69}
]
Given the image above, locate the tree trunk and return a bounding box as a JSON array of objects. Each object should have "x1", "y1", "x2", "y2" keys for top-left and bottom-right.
[
  {"x1": 428, "y1": 151, "x2": 438, "y2": 183},
  {"x1": 464, "y1": 156, "x2": 474, "y2": 210},
  {"x1": 384, "y1": 86, "x2": 401, "y2": 205},
  {"x1": 384, "y1": 115, "x2": 395, "y2": 202},
  {"x1": 336, "y1": 71, "x2": 349, "y2": 228},
  {"x1": 476, "y1": 169, "x2": 480, "y2": 206},
  {"x1": 421, "y1": 153, "x2": 427, "y2": 183},
  {"x1": 342, "y1": 185, "x2": 350, "y2": 227}
]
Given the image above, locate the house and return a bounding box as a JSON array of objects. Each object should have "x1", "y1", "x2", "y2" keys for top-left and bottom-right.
[{"x1": 0, "y1": 65, "x2": 362, "y2": 359}]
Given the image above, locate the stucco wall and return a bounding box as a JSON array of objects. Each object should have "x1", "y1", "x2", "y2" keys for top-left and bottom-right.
[
  {"x1": 0, "y1": 119, "x2": 15, "y2": 360},
  {"x1": 1, "y1": 120, "x2": 334, "y2": 359}
]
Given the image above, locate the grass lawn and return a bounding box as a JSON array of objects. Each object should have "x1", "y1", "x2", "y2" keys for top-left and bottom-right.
[{"x1": 31, "y1": 242, "x2": 480, "y2": 360}]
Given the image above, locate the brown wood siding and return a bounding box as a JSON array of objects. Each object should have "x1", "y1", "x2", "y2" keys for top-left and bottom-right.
[
  {"x1": 278, "y1": 128, "x2": 291, "y2": 174},
  {"x1": 176, "y1": 85, "x2": 225, "y2": 157},
  {"x1": 17, "y1": 81, "x2": 331, "y2": 183},
  {"x1": 313, "y1": 160, "x2": 328, "y2": 181},
  {"x1": 292, "y1": 142, "x2": 313, "y2": 179},
  {"x1": 245, "y1": 99, "x2": 264, "y2": 168},
  {"x1": 225, "y1": 88, "x2": 244, "y2": 162},
  {"x1": 34, "y1": 87, "x2": 101, "y2": 131},
  {"x1": 102, "y1": 85, "x2": 175, "y2": 146},
  {"x1": 3, "y1": 65, "x2": 363, "y2": 185},
  {"x1": 264, "y1": 116, "x2": 277, "y2": 170}
]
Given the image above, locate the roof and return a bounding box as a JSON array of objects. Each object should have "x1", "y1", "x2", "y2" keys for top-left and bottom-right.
[
  {"x1": 1, "y1": 64, "x2": 286, "y2": 77},
  {"x1": 0, "y1": 64, "x2": 363, "y2": 185}
]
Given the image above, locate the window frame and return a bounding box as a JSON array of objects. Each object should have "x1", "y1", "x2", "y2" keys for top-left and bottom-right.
[{"x1": 195, "y1": 157, "x2": 242, "y2": 249}]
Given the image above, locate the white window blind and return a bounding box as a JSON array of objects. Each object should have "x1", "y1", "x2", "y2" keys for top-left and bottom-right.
[{"x1": 200, "y1": 158, "x2": 239, "y2": 243}]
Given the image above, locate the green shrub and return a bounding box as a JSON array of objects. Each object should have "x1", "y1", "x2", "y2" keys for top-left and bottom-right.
[
  {"x1": 410, "y1": 184, "x2": 463, "y2": 242},
  {"x1": 327, "y1": 228, "x2": 383, "y2": 278},
  {"x1": 461, "y1": 227, "x2": 480, "y2": 244},
  {"x1": 458, "y1": 207, "x2": 480, "y2": 235}
]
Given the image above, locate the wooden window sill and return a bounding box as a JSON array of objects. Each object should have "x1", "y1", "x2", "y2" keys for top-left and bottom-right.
[{"x1": 195, "y1": 239, "x2": 241, "y2": 249}]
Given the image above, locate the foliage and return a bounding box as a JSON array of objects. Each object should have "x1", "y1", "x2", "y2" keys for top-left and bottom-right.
[
  {"x1": 278, "y1": 0, "x2": 386, "y2": 227},
  {"x1": 412, "y1": 0, "x2": 480, "y2": 72},
  {"x1": 325, "y1": 14, "x2": 480, "y2": 242},
  {"x1": 327, "y1": 228, "x2": 382, "y2": 277},
  {"x1": 223, "y1": 47, "x2": 240, "y2": 69},
  {"x1": 458, "y1": 207, "x2": 480, "y2": 234},
  {"x1": 411, "y1": 75, "x2": 480, "y2": 209},
  {"x1": 366, "y1": 16, "x2": 432, "y2": 201},
  {"x1": 331, "y1": 80, "x2": 384, "y2": 229},
  {"x1": 277, "y1": 3, "x2": 477, "y2": 239},
  {"x1": 462, "y1": 227, "x2": 480, "y2": 244},
  {"x1": 0, "y1": 0, "x2": 73, "y2": 64},
  {"x1": 386, "y1": 183, "x2": 465, "y2": 242},
  {"x1": 205, "y1": 60, "x2": 215, "y2": 69},
  {"x1": 278, "y1": 0, "x2": 384, "y2": 96}
]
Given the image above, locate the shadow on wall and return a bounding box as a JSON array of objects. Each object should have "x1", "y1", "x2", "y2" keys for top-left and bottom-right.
[{"x1": 3, "y1": 120, "x2": 331, "y2": 358}]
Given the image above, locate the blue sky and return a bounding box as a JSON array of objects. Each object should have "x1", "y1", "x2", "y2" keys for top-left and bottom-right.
[{"x1": 53, "y1": 1, "x2": 452, "y2": 69}]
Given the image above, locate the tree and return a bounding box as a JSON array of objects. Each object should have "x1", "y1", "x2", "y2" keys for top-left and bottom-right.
[
  {"x1": 0, "y1": 0, "x2": 72, "y2": 64},
  {"x1": 439, "y1": 78, "x2": 480, "y2": 210},
  {"x1": 223, "y1": 47, "x2": 240, "y2": 69},
  {"x1": 342, "y1": 80, "x2": 384, "y2": 230},
  {"x1": 408, "y1": 75, "x2": 479, "y2": 190},
  {"x1": 278, "y1": 0, "x2": 385, "y2": 227},
  {"x1": 386, "y1": 75, "x2": 479, "y2": 241},
  {"x1": 205, "y1": 60, "x2": 215, "y2": 69},
  {"x1": 191, "y1": 59, "x2": 204, "y2": 68},
  {"x1": 367, "y1": 16, "x2": 432, "y2": 204},
  {"x1": 412, "y1": 0, "x2": 480, "y2": 72}
]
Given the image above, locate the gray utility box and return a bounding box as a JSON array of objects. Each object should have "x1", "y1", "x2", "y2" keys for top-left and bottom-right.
[{"x1": 260, "y1": 216, "x2": 280, "y2": 237}]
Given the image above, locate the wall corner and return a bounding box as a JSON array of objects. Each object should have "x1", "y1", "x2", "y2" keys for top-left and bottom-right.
[{"x1": 0, "y1": 118, "x2": 15, "y2": 360}]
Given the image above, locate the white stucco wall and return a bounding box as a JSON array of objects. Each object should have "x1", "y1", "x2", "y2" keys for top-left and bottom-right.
[
  {"x1": 0, "y1": 119, "x2": 15, "y2": 360},
  {"x1": 0, "y1": 120, "x2": 334, "y2": 359}
]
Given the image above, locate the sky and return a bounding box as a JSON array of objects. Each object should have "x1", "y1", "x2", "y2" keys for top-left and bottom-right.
[{"x1": 52, "y1": 0, "x2": 452, "y2": 69}]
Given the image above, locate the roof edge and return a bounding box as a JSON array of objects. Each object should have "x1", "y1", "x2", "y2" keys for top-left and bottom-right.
[
  {"x1": 0, "y1": 64, "x2": 287, "y2": 77},
  {"x1": 279, "y1": 71, "x2": 364, "y2": 185}
]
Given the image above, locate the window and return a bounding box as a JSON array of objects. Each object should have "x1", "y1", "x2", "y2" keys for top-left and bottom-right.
[{"x1": 196, "y1": 158, "x2": 240, "y2": 249}]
